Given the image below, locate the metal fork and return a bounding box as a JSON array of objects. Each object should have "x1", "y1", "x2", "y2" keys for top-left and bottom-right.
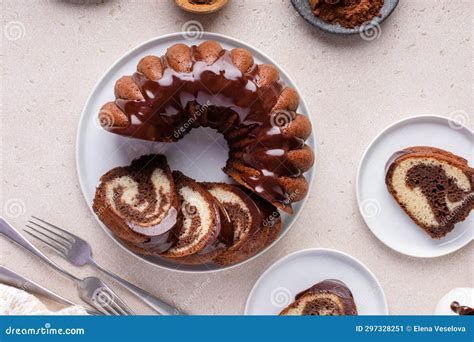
[
  {"x1": 24, "y1": 216, "x2": 182, "y2": 315},
  {"x1": 0, "y1": 216, "x2": 133, "y2": 316},
  {"x1": 0, "y1": 266, "x2": 101, "y2": 315}
]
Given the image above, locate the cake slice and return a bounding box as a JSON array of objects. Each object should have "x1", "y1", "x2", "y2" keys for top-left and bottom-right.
[
  {"x1": 202, "y1": 183, "x2": 282, "y2": 266},
  {"x1": 161, "y1": 172, "x2": 232, "y2": 264},
  {"x1": 385, "y1": 146, "x2": 474, "y2": 239},
  {"x1": 92, "y1": 154, "x2": 179, "y2": 254},
  {"x1": 279, "y1": 279, "x2": 357, "y2": 316}
]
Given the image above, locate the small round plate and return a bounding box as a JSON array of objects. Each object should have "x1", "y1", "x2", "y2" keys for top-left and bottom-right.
[
  {"x1": 357, "y1": 115, "x2": 473, "y2": 258},
  {"x1": 245, "y1": 248, "x2": 388, "y2": 315},
  {"x1": 291, "y1": 0, "x2": 399, "y2": 35},
  {"x1": 434, "y1": 287, "x2": 474, "y2": 315},
  {"x1": 76, "y1": 32, "x2": 316, "y2": 273}
]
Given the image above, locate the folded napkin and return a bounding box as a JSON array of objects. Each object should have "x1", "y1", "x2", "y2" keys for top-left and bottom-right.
[{"x1": 0, "y1": 283, "x2": 88, "y2": 315}]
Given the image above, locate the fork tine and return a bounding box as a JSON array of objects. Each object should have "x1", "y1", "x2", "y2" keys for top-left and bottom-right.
[
  {"x1": 30, "y1": 216, "x2": 75, "y2": 242},
  {"x1": 109, "y1": 292, "x2": 133, "y2": 315},
  {"x1": 25, "y1": 224, "x2": 70, "y2": 249},
  {"x1": 24, "y1": 226, "x2": 68, "y2": 256},
  {"x1": 27, "y1": 221, "x2": 71, "y2": 247},
  {"x1": 110, "y1": 299, "x2": 131, "y2": 316},
  {"x1": 93, "y1": 303, "x2": 112, "y2": 316},
  {"x1": 97, "y1": 298, "x2": 121, "y2": 316},
  {"x1": 106, "y1": 302, "x2": 122, "y2": 316},
  {"x1": 102, "y1": 290, "x2": 130, "y2": 316}
]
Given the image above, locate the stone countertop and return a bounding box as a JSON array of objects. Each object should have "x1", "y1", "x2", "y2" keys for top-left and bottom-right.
[{"x1": 1, "y1": 0, "x2": 472, "y2": 315}]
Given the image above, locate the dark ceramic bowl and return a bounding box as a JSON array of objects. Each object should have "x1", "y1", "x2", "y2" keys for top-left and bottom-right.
[{"x1": 291, "y1": 0, "x2": 399, "y2": 35}]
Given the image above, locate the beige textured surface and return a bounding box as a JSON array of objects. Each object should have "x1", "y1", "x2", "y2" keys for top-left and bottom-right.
[{"x1": 0, "y1": 0, "x2": 472, "y2": 315}]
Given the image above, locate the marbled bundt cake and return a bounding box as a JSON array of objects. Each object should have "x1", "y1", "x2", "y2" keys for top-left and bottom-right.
[
  {"x1": 279, "y1": 279, "x2": 358, "y2": 316},
  {"x1": 385, "y1": 146, "x2": 473, "y2": 239},
  {"x1": 93, "y1": 155, "x2": 282, "y2": 266},
  {"x1": 92, "y1": 154, "x2": 179, "y2": 254},
  {"x1": 98, "y1": 40, "x2": 314, "y2": 213}
]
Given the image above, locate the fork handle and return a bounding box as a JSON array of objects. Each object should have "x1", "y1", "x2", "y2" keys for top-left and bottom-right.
[
  {"x1": 0, "y1": 265, "x2": 74, "y2": 306},
  {"x1": 0, "y1": 217, "x2": 80, "y2": 282},
  {"x1": 91, "y1": 260, "x2": 185, "y2": 315},
  {"x1": 0, "y1": 266, "x2": 101, "y2": 315}
]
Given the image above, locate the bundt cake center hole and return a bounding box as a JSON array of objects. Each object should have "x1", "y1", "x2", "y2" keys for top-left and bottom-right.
[{"x1": 166, "y1": 127, "x2": 229, "y2": 182}]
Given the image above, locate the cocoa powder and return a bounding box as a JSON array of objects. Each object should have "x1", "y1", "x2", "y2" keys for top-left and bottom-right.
[{"x1": 309, "y1": 0, "x2": 384, "y2": 29}]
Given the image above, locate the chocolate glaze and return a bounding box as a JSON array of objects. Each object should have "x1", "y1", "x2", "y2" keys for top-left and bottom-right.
[
  {"x1": 451, "y1": 301, "x2": 474, "y2": 315},
  {"x1": 193, "y1": 200, "x2": 233, "y2": 256},
  {"x1": 406, "y1": 164, "x2": 472, "y2": 229},
  {"x1": 170, "y1": 172, "x2": 233, "y2": 259},
  {"x1": 112, "y1": 48, "x2": 304, "y2": 204},
  {"x1": 230, "y1": 184, "x2": 279, "y2": 232},
  {"x1": 214, "y1": 200, "x2": 235, "y2": 244},
  {"x1": 295, "y1": 279, "x2": 357, "y2": 315},
  {"x1": 132, "y1": 208, "x2": 179, "y2": 253},
  {"x1": 201, "y1": 182, "x2": 280, "y2": 265}
]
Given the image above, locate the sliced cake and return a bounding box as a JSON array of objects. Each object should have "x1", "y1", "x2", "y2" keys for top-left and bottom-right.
[
  {"x1": 202, "y1": 183, "x2": 282, "y2": 266},
  {"x1": 385, "y1": 146, "x2": 474, "y2": 239},
  {"x1": 160, "y1": 171, "x2": 232, "y2": 264},
  {"x1": 93, "y1": 155, "x2": 285, "y2": 266},
  {"x1": 92, "y1": 155, "x2": 179, "y2": 254},
  {"x1": 279, "y1": 279, "x2": 358, "y2": 316}
]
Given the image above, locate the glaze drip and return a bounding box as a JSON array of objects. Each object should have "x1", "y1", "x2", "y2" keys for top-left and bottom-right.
[{"x1": 113, "y1": 49, "x2": 304, "y2": 204}]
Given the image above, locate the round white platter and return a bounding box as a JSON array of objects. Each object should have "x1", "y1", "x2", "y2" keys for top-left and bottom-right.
[{"x1": 76, "y1": 32, "x2": 316, "y2": 272}]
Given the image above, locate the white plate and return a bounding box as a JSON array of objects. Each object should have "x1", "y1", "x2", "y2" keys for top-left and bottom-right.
[
  {"x1": 76, "y1": 32, "x2": 316, "y2": 273},
  {"x1": 434, "y1": 287, "x2": 474, "y2": 315},
  {"x1": 357, "y1": 115, "x2": 473, "y2": 258},
  {"x1": 245, "y1": 248, "x2": 388, "y2": 315}
]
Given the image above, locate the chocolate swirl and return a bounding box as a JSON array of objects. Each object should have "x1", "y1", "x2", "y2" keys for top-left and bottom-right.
[
  {"x1": 406, "y1": 164, "x2": 472, "y2": 229},
  {"x1": 92, "y1": 155, "x2": 179, "y2": 253}
]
